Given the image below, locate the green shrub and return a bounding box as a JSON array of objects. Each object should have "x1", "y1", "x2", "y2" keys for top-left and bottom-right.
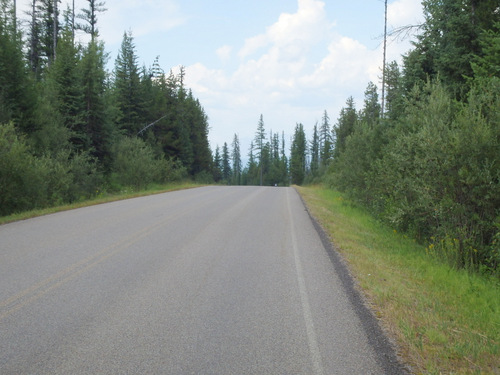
[
  {"x1": 0, "y1": 123, "x2": 40, "y2": 215},
  {"x1": 328, "y1": 79, "x2": 500, "y2": 273},
  {"x1": 156, "y1": 156, "x2": 188, "y2": 183},
  {"x1": 111, "y1": 136, "x2": 158, "y2": 190}
]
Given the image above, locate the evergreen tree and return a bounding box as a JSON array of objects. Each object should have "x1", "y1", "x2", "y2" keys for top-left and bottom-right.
[
  {"x1": 221, "y1": 142, "x2": 231, "y2": 183},
  {"x1": 309, "y1": 122, "x2": 319, "y2": 175},
  {"x1": 79, "y1": 39, "x2": 112, "y2": 163},
  {"x1": 254, "y1": 114, "x2": 266, "y2": 185},
  {"x1": 404, "y1": 0, "x2": 500, "y2": 99},
  {"x1": 360, "y1": 82, "x2": 380, "y2": 126},
  {"x1": 152, "y1": 70, "x2": 181, "y2": 160},
  {"x1": 174, "y1": 87, "x2": 194, "y2": 170},
  {"x1": 188, "y1": 94, "x2": 212, "y2": 175},
  {"x1": 62, "y1": 0, "x2": 76, "y2": 41},
  {"x1": 472, "y1": 21, "x2": 500, "y2": 79},
  {"x1": 243, "y1": 141, "x2": 259, "y2": 185},
  {"x1": 26, "y1": 0, "x2": 43, "y2": 78},
  {"x1": 280, "y1": 131, "x2": 289, "y2": 185},
  {"x1": 77, "y1": 0, "x2": 106, "y2": 42},
  {"x1": 46, "y1": 28, "x2": 84, "y2": 147},
  {"x1": 231, "y1": 133, "x2": 241, "y2": 185},
  {"x1": 212, "y1": 145, "x2": 222, "y2": 182},
  {"x1": 333, "y1": 97, "x2": 357, "y2": 158},
  {"x1": 0, "y1": 1, "x2": 36, "y2": 132},
  {"x1": 384, "y1": 61, "x2": 404, "y2": 121},
  {"x1": 260, "y1": 141, "x2": 271, "y2": 185},
  {"x1": 290, "y1": 123, "x2": 306, "y2": 185},
  {"x1": 36, "y1": 0, "x2": 60, "y2": 67},
  {"x1": 319, "y1": 110, "x2": 332, "y2": 167},
  {"x1": 113, "y1": 30, "x2": 143, "y2": 136}
]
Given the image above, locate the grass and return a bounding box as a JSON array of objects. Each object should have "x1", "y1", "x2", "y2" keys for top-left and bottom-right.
[
  {"x1": 0, "y1": 181, "x2": 202, "y2": 225},
  {"x1": 296, "y1": 185, "x2": 500, "y2": 375}
]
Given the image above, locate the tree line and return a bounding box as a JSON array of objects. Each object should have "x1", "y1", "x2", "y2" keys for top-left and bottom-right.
[
  {"x1": 1, "y1": 0, "x2": 212, "y2": 216},
  {"x1": 212, "y1": 109, "x2": 333, "y2": 187}
]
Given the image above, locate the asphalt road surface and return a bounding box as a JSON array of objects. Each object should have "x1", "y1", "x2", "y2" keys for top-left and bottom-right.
[{"x1": 0, "y1": 186, "x2": 405, "y2": 374}]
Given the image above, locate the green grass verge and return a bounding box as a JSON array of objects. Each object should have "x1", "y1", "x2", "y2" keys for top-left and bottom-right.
[
  {"x1": 0, "y1": 181, "x2": 202, "y2": 225},
  {"x1": 297, "y1": 185, "x2": 499, "y2": 375}
]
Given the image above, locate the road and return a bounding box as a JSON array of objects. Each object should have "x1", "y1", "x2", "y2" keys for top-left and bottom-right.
[{"x1": 0, "y1": 186, "x2": 404, "y2": 374}]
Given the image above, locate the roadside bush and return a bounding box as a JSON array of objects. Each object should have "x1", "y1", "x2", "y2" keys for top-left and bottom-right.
[
  {"x1": 156, "y1": 156, "x2": 188, "y2": 183},
  {"x1": 66, "y1": 151, "x2": 102, "y2": 202},
  {"x1": 0, "y1": 123, "x2": 41, "y2": 215},
  {"x1": 327, "y1": 120, "x2": 389, "y2": 207},
  {"x1": 111, "y1": 136, "x2": 158, "y2": 190},
  {"x1": 111, "y1": 136, "x2": 188, "y2": 190},
  {"x1": 0, "y1": 123, "x2": 103, "y2": 216},
  {"x1": 373, "y1": 81, "x2": 500, "y2": 271},
  {"x1": 328, "y1": 79, "x2": 500, "y2": 273}
]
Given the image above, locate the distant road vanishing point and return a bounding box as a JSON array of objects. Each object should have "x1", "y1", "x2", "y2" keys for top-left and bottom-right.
[{"x1": 0, "y1": 186, "x2": 405, "y2": 374}]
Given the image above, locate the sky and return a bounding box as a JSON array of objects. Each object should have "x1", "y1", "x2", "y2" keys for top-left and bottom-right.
[{"x1": 19, "y1": 0, "x2": 424, "y2": 157}]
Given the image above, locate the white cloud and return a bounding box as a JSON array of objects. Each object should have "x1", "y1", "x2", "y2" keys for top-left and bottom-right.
[
  {"x1": 238, "y1": 34, "x2": 269, "y2": 60},
  {"x1": 239, "y1": 0, "x2": 330, "y2": 60},
  {"x1": 388, "y1": 0, "x2": 424, "y2": 28},
  {"x1": 99, "y1": 0, "x2": 186, "y2": 44},
  {"x1": 216, "y1": 45, "x2": 232, "y2": 63},
  {"x1": 300, "y1": 35, "x2": 379, "y2": 90}
]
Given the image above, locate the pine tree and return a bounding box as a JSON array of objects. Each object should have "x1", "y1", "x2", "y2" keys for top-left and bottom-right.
[
  {"x1": 26, "y1": 0, "x2": 43, "y2": 78},
  {"x1": 46, "y1": 28, "x2": 84, "y2": 146},
  {"x1": 404, "y1": 0, "x2": 500, "y2": 99},
  {"x1": 113, "y1": 30, "x2": 143, "y2": 136},
  {"x1": 384, "y1": 61, "x2": 404, "y2": 121},
  {"x1": 152, "y1": 70, "x2": 181, "y2": 160},
  {"x1": 222, "y1": 142, "x2": 231, "y2": 183},
  {"x1": 319, "y1": 110, "x2": 332, "y2": 167},
  {"x1": 361, "y1": 82, "x2": 380, "y2": 126},
  {"x1": 254, "y1": 114, "x2": 266, "y2": 185},
  {"x1": 290, "y1": 123, "x2": 306, "y2": 185},
  {"x1": 79, "y1": 39, "x2": 112, "y2": 163},
  {"x1": 77, "y1": 0, "x2": 106, "y2": 42},
  {"x1": 212, "y1": 145, "x2": 222, "y2": 182},
  {"x1": 0, "y1": 1, "x2": 36, "y2": 131},
  {"x1": 188, "y1": 94, "x2": 212, "y2": 175},
  {"x1": 244, "y1": 141, "x2": 259, "y2": 185},
  {"x1": 310, "y1": 122, "x2": 319, "y2": 175},
  {"x1": 280, "y1": 131, "x2": 289, "y2": 185},
  {"x1": 37, "y1": 0, "x2": 59, "y2": 66},
  {"x1": 472, "y1": 21, "x2": 500, "y2": 79},
  {"x1": 333, "y1": 97, "x2": 357, "y2": 158},
  {"x1": 231, "y1": 133, "x2": 241, "y2": 185}
]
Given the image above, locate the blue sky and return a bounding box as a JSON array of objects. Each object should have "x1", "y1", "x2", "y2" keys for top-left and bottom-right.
[{"x1": 20, "y1": 0, "x2": 424, "y2": 157}]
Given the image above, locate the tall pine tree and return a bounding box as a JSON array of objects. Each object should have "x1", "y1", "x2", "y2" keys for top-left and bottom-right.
[
  {"x1": 290, "y1": 123, "x2": 306, "y2": 185},
  {"x1": 254, "y1": 114, "x2": 266, "y2": 185},
  {"x1": 333, "y1": 97, "x2": 357, "y2": 158},
  {"x1": 113, "y1": 30, "x2": 143, "y2": 136},
  {"x1": 319, "y1": 110, "x2": 332, "y2": 167},
  {"x1": 231, "y1": 133, "x2": 241, "y2": 185}
]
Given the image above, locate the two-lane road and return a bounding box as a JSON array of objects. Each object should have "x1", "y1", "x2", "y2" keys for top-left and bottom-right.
[{"x1": 0, "y1": 186, "x2": 404, "y2": 374}]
